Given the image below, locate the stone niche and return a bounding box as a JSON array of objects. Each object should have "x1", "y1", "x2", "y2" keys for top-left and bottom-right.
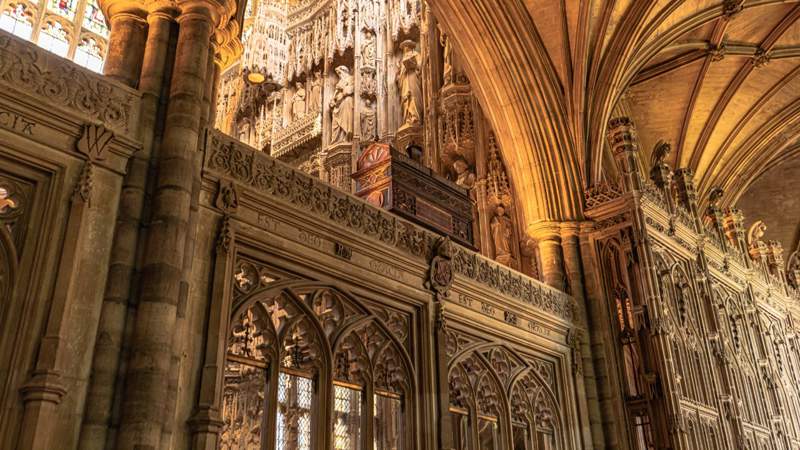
[{"x1": 352, "y1": 143, "x2": 475, "y2": 248}]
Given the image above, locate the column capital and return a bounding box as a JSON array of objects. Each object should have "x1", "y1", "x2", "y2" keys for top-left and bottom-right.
[
  {"x1": 527, "y1": 220, "x2": 562, "y2": 243},
  {"x1": 102, "y1": 1, "x2": 147, "y2": 21}
]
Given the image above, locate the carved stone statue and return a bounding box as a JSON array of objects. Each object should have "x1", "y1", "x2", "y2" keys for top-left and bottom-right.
[
  {"x1": 439, "y1": 27, "x2": 453, "y2": 85},
  {"x1": 747, "y1": 220, "x2": 767, "y2": 247},
  {"x1": 330, "y1": 66, "x2": 354, "y2": 144},
  {"x1": 396, "y1": 40, "x2": 423, "y2": 127},
  {"x1": 650, "y1": 140, "x2": 671, "y2": 168},
  {"x1": 453, "y1": 157, "x2": 475, "y2": 189},
  {"x1": 309, "y1": 71, "x2": 322, "y2": 112},
  {"x1": 291, "y1": 81, "x2": 306, "y2": 120},
  {"x1": 491, "y1": 204, "x2": 515, "y2": 267},
  {"x1": 361, "y1": 28, "x2": 377, "y2": 66}
]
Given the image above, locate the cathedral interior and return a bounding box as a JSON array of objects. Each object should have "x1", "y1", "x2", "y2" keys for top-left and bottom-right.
[{"x1": 1, "y1": 0, "x2": 800, "y2": 449}]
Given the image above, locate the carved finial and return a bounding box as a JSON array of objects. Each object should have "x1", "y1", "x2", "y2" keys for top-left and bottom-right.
[
  {"x1": 72, "y1": 162, "x2": 93, "y2": 204},
  {"x1": 216, "y1": 215, "x2": 234, "y2": 254}
]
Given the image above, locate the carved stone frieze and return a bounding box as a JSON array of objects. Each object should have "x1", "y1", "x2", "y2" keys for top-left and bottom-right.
[{"x1": 0, "y1": 31, "x2": 138, "y2": 135}]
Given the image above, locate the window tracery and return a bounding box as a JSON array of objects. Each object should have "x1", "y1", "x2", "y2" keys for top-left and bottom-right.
[
  {"x1": 0, "y1": 0, "x2": 107, "y2": 71},
  {"x1": 221, "y1": 277, "x2": 414, "y2": 450},
  {"x1": 446, "y1": 331, "x2": 564, "y2": 450}
]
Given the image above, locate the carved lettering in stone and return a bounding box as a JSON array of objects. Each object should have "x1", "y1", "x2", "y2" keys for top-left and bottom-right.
[
  {"x1": 257, "y1": 213, "x2": 278, "y2": 232},
  {"x1": 334, "y1": 241, "x2": 352, "y2": 260},
  {"x1": 369, "y1": 259, "x2": 402, "y2": 280},
  {"x1": 0, "y1": 110, "x2": 36, "y2": 136},
  {"x1": 298, "y1": 229, "x2": 324, "y2": 249},
  {"x1": 457, "y1": 293, "x2": 473, "y2": 307}
]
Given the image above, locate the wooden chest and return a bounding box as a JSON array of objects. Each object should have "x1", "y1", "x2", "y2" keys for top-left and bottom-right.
[{"x1": 351, "y1": 143, "x2": 475, "y2": 248}]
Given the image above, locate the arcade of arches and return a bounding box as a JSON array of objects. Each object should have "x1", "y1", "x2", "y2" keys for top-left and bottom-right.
[{"x1": 1, "y1": 0, "x2": 800, "y2": 449}]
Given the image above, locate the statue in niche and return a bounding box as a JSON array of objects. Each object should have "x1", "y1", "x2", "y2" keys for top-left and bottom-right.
[
  {"x1": 309, "y1": 71, "x2": 322, "y2": 112},
  {"x1": 291, "y1": 81, "x2": 306, "y2": 120},
  {"x1": 360, "y1": 107, "x2": 377, "y2": 141},
  {"x1": 453, "y1": 157, "x2": 476, "y2": 189},
  {"x1": 396, "y1": 40, "x2": 423, "y2": 127},
  {"x1": 491, "y1": 204, "x2": 516, "y2": 267},
  {"x1": 361, "y1": 28, "x2": 377, "y2": 66},
  {"x1": 439, "y1": 26, "x2": 453, "y2": 85},
  {"x1": 330, "y1": 66, "x2": 354, "y2": 144}
]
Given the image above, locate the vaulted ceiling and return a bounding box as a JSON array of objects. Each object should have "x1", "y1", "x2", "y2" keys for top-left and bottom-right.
[{"x1": 430, "y1": 0, "x2": 800, "y2": 224}]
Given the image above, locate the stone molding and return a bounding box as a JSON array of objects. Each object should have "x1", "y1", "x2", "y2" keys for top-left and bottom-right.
[{"x1": 202, "y1": 129, "x2": 576, "y2": 322}]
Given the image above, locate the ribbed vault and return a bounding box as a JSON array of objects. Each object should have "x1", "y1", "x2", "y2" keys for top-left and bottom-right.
[{"x1": 428, "y1": 0, "x2": 800, "y2": 221}]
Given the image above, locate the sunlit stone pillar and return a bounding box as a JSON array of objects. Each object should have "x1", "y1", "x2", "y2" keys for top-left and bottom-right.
[
  {"x1": 103, "y1": 4, "x2": 148, "y2": 87},
  {"x1": 115, "y1": 3, "x2": 216, "y2": 449},
  {"x1": 79, "y1": 8, "x2": 175, "y2": 450},
  {"x1": 528, "y1": 221, "x2": 566, "y2": 291}
]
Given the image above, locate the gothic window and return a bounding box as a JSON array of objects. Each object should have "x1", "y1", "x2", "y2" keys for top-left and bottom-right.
[
  {"x1": 448, "y1": 341, "x2": 563, "y2": 450},
  {"x1": 0, "y1": 0, "x2": 107, "y2": 70},
  {"x1": 222, "y1": 280, "x2": 413, "y2": 450}
]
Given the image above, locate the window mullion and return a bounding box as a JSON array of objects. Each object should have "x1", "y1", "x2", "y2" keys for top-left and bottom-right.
[
  {"x1": 263, "y1": 359, "x2": 279, "y2": 450},
  {"x1": 365, "y1": 382, "x2": 375, "y2": 450}
]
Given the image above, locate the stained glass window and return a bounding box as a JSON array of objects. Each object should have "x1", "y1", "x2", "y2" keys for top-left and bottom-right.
[
  {"x1": 0, "y1": 4, "x2": 33, "y2": 39},
  {"x1": 47, "y1": 0, "x2": 76, "y2": 20},
  {"x1": 0, "y1": 0, "x2": 108, "y2": 71},
  {"x1": 81, "y1": 0, "x2": 105, "y2": 36}
]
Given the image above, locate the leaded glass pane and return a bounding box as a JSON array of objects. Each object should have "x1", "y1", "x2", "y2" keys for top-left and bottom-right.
[
  {"x1": 512, "y1": 425, "x2": 530, "y2": 450},
  {"x1": 74, "y1": 36, "x2": 103, "y2": 72},
  {"x1": 276, "y1": 372, "x2": 313, "y2": 450},
  {"x1": 38, "y1": 20, "x2": 69, "y2": 56},
  {"x1": 450, "y1": 411, "x2": 469, "y2": 450},
  {"x1": 48, "y1": 0, "x2": 77, "y2": 19},
  {"x1": 374, "y1": 394, "x2": 402, "y2": 450},
  {"x1": 0, "y1": 5, "x2": 33, "y2": 39},
  {"x1": 81, "y1": 0, "x2": 107, "y2": 37},
  {"x1": 219, "y1": 361, "x2": 266, "y2": 450},
  {"x1": 333, "y1": 384, "x2": 362, "y2": 450},
  {"x1": 478, "y1": 418, "x2": 498, "y2": 450}
]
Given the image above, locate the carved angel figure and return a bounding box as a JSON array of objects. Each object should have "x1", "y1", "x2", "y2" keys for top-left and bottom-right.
[
  {"x1": 396, "y1": 40, "x2": 423, "y2": 127},
  {"x1": 747, "y1": 220, "x2": 767, "y2": 247},
  {"x1": 650, "y1": 140, "x2": 671, "y2": 168},
  {"x1": 330, "y1": 66, "x2": 354, "y2": 144}
]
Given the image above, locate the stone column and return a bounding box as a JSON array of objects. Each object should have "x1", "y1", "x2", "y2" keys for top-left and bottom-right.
[
  {"x1": 79, "y1": 9, "x2": 174, "y2": 450},
  {"x1": 103, "y1": 5, "x2": 148, "y2": 87},
  {"x1": 115, "y1": 4, "x2": 216, "y2": 449},
  {"x1": 528, "y1": 221, "x2": 566, "y2": 291}
]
